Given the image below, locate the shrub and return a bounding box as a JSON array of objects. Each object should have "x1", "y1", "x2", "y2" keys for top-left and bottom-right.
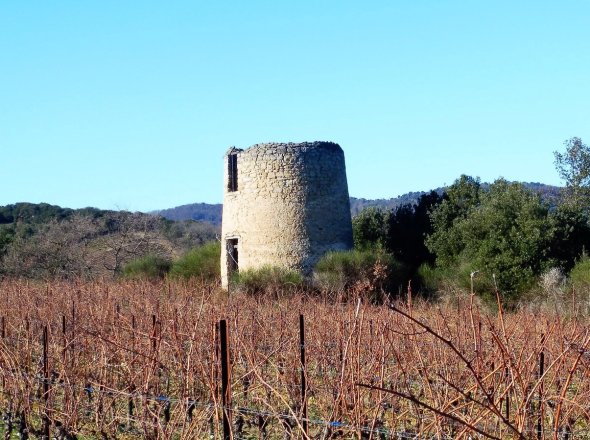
[
  {"x1": 416, "y1": 263, "x2": 445, "y2": 293},
  {"x1": 569, "y1": 254, "x2": 590, "y2": 289},
  {"x1": 415, "y1": 261, "x2": 484, "y2": 298},
  {"x1": 313, "y1": 249, "x2": 406, "y2": 301},
  {"x1": 122, "y1": 255, "x2": 172, "y2": 280},
  {"x1": 352, "y1": 207, "x2": 388, "y2": 250},
  {"x1": 231, "y1": 265, "x2": 304, "y2": 297},
  {"x1": 539, "y1": 267, "x2": 567, "y2": 296},
  {"x1": 169, "y1": 241, "x2": 221, "y2": 281}
]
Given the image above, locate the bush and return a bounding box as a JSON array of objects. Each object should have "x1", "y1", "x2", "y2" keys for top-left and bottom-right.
[
  {"x1": 169, "y1": 241, "x2": 221, "y2": 281},
  {"x1": 313, "y1": 249, "x2": 406, "y2": 301},
  {"x1": 416, "y1": 261, "x2": 487, "y2": 297},
  {"x1": 231, "y1": 265, "x2": 304, "y2": 297},
  {"x1": 419, "y1": 257, "x2": 527, "y2": 307},
  {"x1": 352, "y1": 207, "x2": 388, "y2": 250},
  {"x1": 122, "y1": 255, "x2": 172, "y2": 280},
  {"x1": 569, "y1": 254, "x2": 590, "y2": 289},
  {"x1": 416, "y1": 263, "x2": 446, "y2": 293},
  {"x1": 539, "y1": 267, "x2": 567, "y2": 296}
]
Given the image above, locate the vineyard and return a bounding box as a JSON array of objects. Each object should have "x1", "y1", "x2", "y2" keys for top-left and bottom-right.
[{"x1": 0, "y1": 279, "x2": 589, "y2": 439}]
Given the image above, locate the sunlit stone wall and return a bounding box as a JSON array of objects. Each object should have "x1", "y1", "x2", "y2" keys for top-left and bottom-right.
[{"x1": 220, "y1": 141, "x2": 353, "y2": 289}]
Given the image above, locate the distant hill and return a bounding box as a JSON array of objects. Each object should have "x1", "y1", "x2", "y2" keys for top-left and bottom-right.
[
  {"x1": 157, "y1": 182, "x2": 563, "y2": 223},
  {"x1": 349, "y1": 191, "x2": 444, "y2": 217},
  {"x1": 152, "y1": 193, "x2": 443, "y2": 224},
  {"x1": 351, "y1": 183, "x2": 562, "y2": 216},
  {"x1": 0, "y1": 202, "x2": 116, "y2": 225},
  {"x1": 523, "y1": 182, "x2": 563, "y2": 206},
  {"x1": 153, "y1": 203, "x2": 223, "y2": 225}
]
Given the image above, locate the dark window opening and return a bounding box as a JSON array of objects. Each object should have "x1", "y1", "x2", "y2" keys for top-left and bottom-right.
[
  {"x1": 227, "y1": 238, "x2": 238, "y2": 273},
  {"x1": 228, "y1": 154, "x2": 238, "y2": 192}
]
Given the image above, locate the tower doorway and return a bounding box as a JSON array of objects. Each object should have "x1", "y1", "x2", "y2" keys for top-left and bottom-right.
[{"x1": 226, "y1": 238, "x2": 239, "y2": 274}]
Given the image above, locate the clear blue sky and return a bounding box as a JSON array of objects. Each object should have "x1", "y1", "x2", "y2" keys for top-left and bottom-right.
[{"x1": 1, "y1": 1, "x2": 589, "y2": 212}]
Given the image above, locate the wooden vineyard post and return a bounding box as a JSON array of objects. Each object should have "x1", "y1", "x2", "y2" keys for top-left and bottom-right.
[
  {"x1": 505, "y1": 366, "x2": 510, "y2": 422},
  {"x1": 219, "y1": 319, "x2": 232, "y2": 440},
  {"x1": 152, "y1": 314, "x2": 157, "y2": 352},
  {"x1": 42, "y1": 325, "x2": 50, "y2": 439},
  {"x1": 62, "y1": 315, "x2": 67, "y2": 364},
  {"x1": 214, "y1": 321, "x2": 220, "y2": 401},
  {"x1": 505, "y1": 392, "x2": 510, "y2": 423},
  {"x1": 131, "y1": 314, "x2": 136, "y2": 352},
  {"x1": 71, "y1": 301, "x2": 76, "y2": 369},
  {"x1": 1, "y1": 316, "x2": 4, "y2": 393},
  {"x1": 299, "y1": 314, "x2": 308, "y2": 437},
  {"x1": 129, "y1": 314, "x2": 136, "y2": 429},
  {"x1": 537, "y1": 340, "x2": 545, "y2": 440},
  {"x1": 61, "y1": 314, "x2": 69, "y2": 417}
]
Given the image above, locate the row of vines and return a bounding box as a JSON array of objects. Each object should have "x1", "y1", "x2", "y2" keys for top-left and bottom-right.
[{"x1": 0, "y1": 279, "x2": 589, "y2": 439}]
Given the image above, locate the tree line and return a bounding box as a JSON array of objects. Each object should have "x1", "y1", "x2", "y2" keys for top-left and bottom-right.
[{"x1": 352, "y1": 137, "x2": 590, "y2": 304}]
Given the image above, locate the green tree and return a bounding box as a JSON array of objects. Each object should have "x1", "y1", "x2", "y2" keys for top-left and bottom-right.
[
  {"x1": 352, "y1": 207, "x2": 388, "y2": 250},
  {"x1": 426, "y1": 175, "x2": 481, "y2": 267},
  {"x1": 427, "y1": 179, "x2": 552, "y2": 300},
  {"x1": 386, "y1": 190, "x2": 444, "y2": 273},
  {"x1": 569, "y1": 253, "x2": 590, "y2": 288},
  {"x1": 554, "y1": 137, "x2": 590, "y2": 209},
  {"x1": 547, "y1": 205, "x2": 590, "y2": 272},
  {"x1": 0, "y1": 225, "x2": 15, "y2": 257}
]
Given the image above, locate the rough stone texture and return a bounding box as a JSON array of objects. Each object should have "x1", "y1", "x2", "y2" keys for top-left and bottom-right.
[{"x1": 221, "y1": 141, "x2": 353, "y2": 288}]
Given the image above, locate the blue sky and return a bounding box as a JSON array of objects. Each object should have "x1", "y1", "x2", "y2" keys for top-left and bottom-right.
[{"x1": 1, "y1": 1, "x2": 589, "y2": 212}]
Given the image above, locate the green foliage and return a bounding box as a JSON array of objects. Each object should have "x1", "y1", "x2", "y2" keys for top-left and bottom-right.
[
  {"x1": 426, "y1": 175, "x2": 481, "y2": 267},
  {"x1": 547, "y1": 205, "x2": 590, "y2": 272},
  {"x1": 169, "y1": 241, "x2": 221, "y2": 280},
  {"x1": 569, "y1": 254, "x2": 590, "y2": 288},
  {"x1": 231, "y1": 265, "x2": 304, "y2": 296},
  {"x1": 554, "y1": 137, "x2": 590, "y2": 210},
  {"x1": 122, "y1": 255, "x2": 172, "y2": 280},
  {"x1": 416, "y1": 263, "x2": 444, "y2": 292},
  {"x1": 386, "y1": 191, "x2": 443, "y2": 273},
  {"x1": 0, "y1": 225, "x2": 15, "y2": 256},
  {"x1": 414, "y1": 263, "x2": 472, "y2": 293},
  {"x1": 349, "y1": 193, "x2": 447, "y2": 296},
  {"x1": 427, "y1": 178, "x2": 552, "y2": 300},
  {"x1": 314, "y1": 249, "x2": 406, "y2": 300},
  {"x1": 417, "y1": 261, "x2": 493, "y2": 296},
  {"x1": 352, "y1": 207, "x2": 388, "y2": 250},
  {"x1": 0, "y1": 202, "x2": 74, "y2": 225}
]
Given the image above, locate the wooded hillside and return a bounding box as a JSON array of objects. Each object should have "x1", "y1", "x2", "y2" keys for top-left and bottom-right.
[{"x1": 0, "y1": 203, "x2": 218, "y2": 279}]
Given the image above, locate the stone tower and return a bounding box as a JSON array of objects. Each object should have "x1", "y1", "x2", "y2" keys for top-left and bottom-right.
[{"x1": 220, "y1": 141, "x2": 353, "y2": 288}]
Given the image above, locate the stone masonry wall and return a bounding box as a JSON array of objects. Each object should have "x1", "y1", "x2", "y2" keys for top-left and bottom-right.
[{"x1": 221, "y1": 142, "x2": 353, "y2": 288}]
